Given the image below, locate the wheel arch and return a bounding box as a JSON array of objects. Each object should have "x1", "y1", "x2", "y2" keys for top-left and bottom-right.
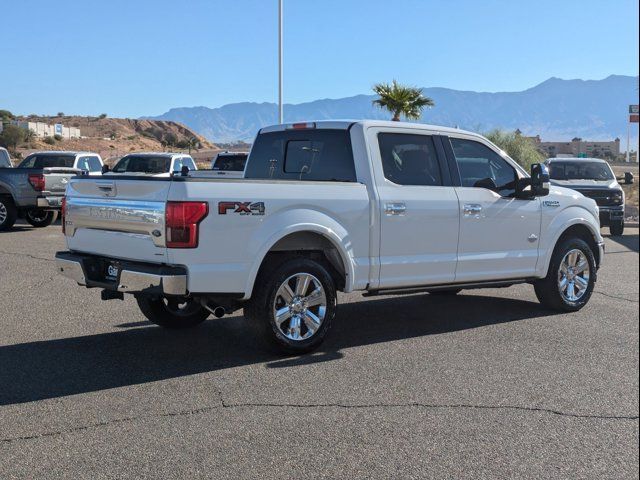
[{"x1": 540, "y1": 219, "x2": 602, "y2": 278}]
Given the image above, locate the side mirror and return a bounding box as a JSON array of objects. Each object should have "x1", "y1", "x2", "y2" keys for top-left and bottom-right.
[
  {"x1": 180, "y1": 165, "x2": 190, "y2": 177},
  {"x1": 530, "y1": 163, "x2": 550, "y2": 197},
  {"x1": 624, "y1": 171, "x2": 634, "y2": 185},
  {"x1": 101, "y1": 164, "x2": 110, "y2": 174}
]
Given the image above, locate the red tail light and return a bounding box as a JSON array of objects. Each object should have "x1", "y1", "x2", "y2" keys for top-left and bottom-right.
[
  {"x1": 165, "y1": 201, "x2": 208, "y2": 248},
  {"x1": 28, "y1": 173, "x2": 45, "y2": 192},
  {"x1": 61, "y1": 196, "x2": 66, "y2": 234}
]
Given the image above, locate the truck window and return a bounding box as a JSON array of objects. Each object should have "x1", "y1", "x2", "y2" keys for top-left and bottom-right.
[
  {"x1": 245, "y1": 129, "x2": 356, "y2": 182},
  {"x1": 85, "y1": 156, "x2": 102, "y2": 172},
  {"x1": 113, "y1": 156, "x2": 171, "y2": 174},
  {"x1": 213, "y1": 154, "x2": 247, "y2": 171},
  {"x1": 449, "y1": 138, "x2": 517, "y2": 196},
  {"x1": 182, "y1": 157, "x2": 196, "y2": 171},
  {"x1": 18, "y1": 155, "x2": 75, "y2": 169},
  {"x1": 377, "y1": 133, "x2": 442, "y2": 186}
]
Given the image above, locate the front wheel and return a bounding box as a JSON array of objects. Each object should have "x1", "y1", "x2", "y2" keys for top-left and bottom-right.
[
  {"x1": 245, "y1": 257, "x2": 337, "y2": 354},
  {"x1": 25, "y1": 209, "x2": 58, "y2": 228},
  {"x1": 136, "y1": 295, "x2": 210, "y2": 328},
  {"x1": 534, "y1": 237, "x2": 596, "y2": 312},
  {"x1": 0, "y1": 197, "x2": 18, "y2": 231},
  {"x1": 609, "y1": 220, "x2": 624, "y2": 236}
]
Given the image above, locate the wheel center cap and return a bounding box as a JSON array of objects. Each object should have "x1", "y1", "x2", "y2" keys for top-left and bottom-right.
[{"x1": 290, "y1": 298, "x2": 305, "y2": 314}]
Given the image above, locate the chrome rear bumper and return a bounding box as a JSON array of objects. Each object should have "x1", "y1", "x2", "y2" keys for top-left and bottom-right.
[{"x1": 55, "y1": 251, "x2": 187, "y2": 296}]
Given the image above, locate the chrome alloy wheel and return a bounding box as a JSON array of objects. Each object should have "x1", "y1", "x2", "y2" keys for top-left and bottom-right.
[
  {"x1": 557, "y1": 249, "x2": 590, "y2": 303},
  {"x1": 273, "y1": 273, "x2": 327, "y2": 341},
  {"x1": 0, "y1": 202, "x2": 7, "y2": 225}
]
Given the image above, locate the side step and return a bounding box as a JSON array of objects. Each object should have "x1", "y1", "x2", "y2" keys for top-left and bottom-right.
[{"x1": 363, "y1": 278, "x2": 534, "y2": 297}]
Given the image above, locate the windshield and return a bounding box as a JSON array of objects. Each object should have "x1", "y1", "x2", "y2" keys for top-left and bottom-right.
[
  {"x1": 549, "y1": 161, "x2": 614, "y2": 181},
  {"x1": 213, "y1": 154, "x2": 248, "y2": 171},
  {"x1": 113, "y1": 156, "x2": 171, "y2": 174},
  {"x1": 18, "y1": 154, "x2": 75, "y2": 169}
]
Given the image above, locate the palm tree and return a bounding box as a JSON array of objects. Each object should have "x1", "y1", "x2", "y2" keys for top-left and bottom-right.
[
  {"x1": 372, "y1": 80, "x2": 434, "y2": 121},
  {"x1": 187, "y1": 137, "x2": 200, "y2": 154}
]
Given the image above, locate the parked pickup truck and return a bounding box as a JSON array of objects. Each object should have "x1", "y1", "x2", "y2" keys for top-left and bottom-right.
[
  {"x1": 56, "y1": 120, "x2": 604, "y2": 354},
  {"x1": 107, "y1": 152, "x2": 197, "y2": 177},
  {"x1": 546, "y1": 157, "x2": 631, "y2": 236},
  {"x1": 0, "y1": 151, "x2": 102, "y2": 231},
  {"x1": 209, "y1": 151, "x2": 249, "y2": 178}
]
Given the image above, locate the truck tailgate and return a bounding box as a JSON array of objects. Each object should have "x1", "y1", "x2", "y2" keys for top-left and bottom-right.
[
  {"x1": 43, "y1": 167, "x2": 81, "y2": 195},
  {"x1": 65, "y1": 178, "x2": 170, "y2": 262}
]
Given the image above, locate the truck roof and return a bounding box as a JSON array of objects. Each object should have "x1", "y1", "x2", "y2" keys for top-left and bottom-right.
[
  {"x1": 259, "y1": 120, "x2": 483, "y2": 138},
  {"x1": 26, "y1": 150, "x2": 98, "y2": 156},
  {"x1": 546, "y1": 157, "x2": 608, "y2": 164},
  {"x1": 120, "y1": 152, "x2": 191, "y2": 158}
]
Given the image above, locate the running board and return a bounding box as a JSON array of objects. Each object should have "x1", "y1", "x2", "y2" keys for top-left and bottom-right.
[{"x1": 363, "y1": 278, "x2": 535, "y2": 297}]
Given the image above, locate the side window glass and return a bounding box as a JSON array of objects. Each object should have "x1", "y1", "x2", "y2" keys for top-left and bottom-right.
[
  {"x1": 88, "y1": 157, "x2": 101, "y2": 172},
  {"x1": 377, "y1": 133, "x2": 442, "y2": 186},
  {"x1": 450, "y1": 138, "x2": 517, "y2": 196},
  {"x1": 173, "y1": 158, "x2": 183, "y2": 172},
  {"x1": 184, "y1": 158, "x2": 196, "y2": 170},
  {"x1": 77, "y1": 157, "x2": 90, "y2": 171}
]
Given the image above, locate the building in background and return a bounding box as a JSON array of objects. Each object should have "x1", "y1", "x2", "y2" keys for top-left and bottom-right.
[
  {"x1": 9, "y1": 121, "x2": 80, "y2": 139},
  {"x1": 528, "y1": 135, "x2": 621, "y2": 159}
]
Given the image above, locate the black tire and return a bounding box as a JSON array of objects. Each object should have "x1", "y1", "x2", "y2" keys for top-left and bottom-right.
[
  {"x1": 609, "y1": 220, "x2": 624, "y2": 236},
  {"x1": 0, "y1": 197, "x2": 18, "y2": 231},
  {"x1": 245, "y1": 257, "x2": 337, "y2": 354},
  {"x1": 25, "y1": 209, "x2": 58, "y2": 228},
  {"x1": 136, "y1": 295, "x2": 210, "y2": 328},
  {"x1": 429, "y1": 288, "x2": 462, "y2": 296},
  {"x1": 534, "y1": 237, "x2": 596, "y2": 312}
]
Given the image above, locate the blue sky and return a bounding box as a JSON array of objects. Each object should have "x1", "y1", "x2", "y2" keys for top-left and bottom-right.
[{"x1": 1, "y1": 0, "x2": 638, "y2": 118}]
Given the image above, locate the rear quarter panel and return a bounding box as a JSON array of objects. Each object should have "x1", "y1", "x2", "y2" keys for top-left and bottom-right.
[{"x1": 166, "y1": 179, "x2": 371, "y2": 297}]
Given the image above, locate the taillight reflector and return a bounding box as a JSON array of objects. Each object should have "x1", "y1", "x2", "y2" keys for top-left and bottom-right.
[
  {"x1": 28, "y1": 173, "x2": 45, "y2": 192},
  {"x1": 165, "y1": 201, "x2": 208, "y2": 248}
]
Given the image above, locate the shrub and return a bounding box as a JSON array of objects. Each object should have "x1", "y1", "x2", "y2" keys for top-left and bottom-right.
[
  {"x1": 54, "y1": 134, "x2": 63, "y2": 141},
  {"x1": 99, "y1": 113, "x2": 108, "y2": 119},
  {"x1": 483, "y1": 129, "x2": 544, "y2": 171},
  {"x1": 0, "y1": 125, "x2": 27, "y2": 150},
  {"x1": 44, "y1": 136, "x2": 56, "y2": 145}
]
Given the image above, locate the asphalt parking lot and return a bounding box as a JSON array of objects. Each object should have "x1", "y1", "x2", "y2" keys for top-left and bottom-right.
[{"x1": 0, "y1": 223, "x2": 638, "y2": 479}]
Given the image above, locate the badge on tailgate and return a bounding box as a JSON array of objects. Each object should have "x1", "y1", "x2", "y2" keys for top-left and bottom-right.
[{"x1": 218, "y1": 201, "x2": 265, "y2": 216}]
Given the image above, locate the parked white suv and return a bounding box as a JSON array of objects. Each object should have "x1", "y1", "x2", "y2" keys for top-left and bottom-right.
[
  {"x1": 108, "y1": 152, "x2": 197, "y2": 177},
  {"x1": 57, "y1": 121, "x2": 604, "y2": 354}
]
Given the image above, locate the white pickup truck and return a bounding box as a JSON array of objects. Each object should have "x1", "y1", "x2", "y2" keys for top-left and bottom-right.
[{"x1": 56, "y1": 121, "x2": 604, "y2": 354}]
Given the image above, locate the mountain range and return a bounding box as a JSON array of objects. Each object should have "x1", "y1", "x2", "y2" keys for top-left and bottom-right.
[{"x1": 149, "y1": 75, "x2": 639, "y2": 143}]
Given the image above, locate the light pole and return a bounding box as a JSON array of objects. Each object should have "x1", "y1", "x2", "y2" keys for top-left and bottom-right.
[{"x1": 278, "y1": 0, "x2": 283, "y2": 124}]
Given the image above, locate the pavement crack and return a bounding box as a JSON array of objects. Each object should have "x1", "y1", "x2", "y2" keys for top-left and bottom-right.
[
  {"x1": 0, "y1": 250, "x2": 55, "y2": 262},
  {"x1": 2, "y1": 401, "x2": 636, "y2": 445},
  {"x1": 594, "y1": 290, "x2": 639, "y2": 303}
]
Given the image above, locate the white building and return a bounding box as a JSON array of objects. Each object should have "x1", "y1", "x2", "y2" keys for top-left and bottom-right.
[{"x1": 10, "y1": 121, "x2": 81, "y2": 139}]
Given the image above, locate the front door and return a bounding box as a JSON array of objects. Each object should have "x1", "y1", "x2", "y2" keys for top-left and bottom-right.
[
  {"x1": 446, "y1": 136, "x2": 541, "y2": 282},
  {"x1": 373, "y1": 131, "x2": 460, "y2": 288}
]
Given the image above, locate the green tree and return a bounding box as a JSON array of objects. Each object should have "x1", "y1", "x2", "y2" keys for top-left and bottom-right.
[
  {"x1": 484, "y1": 129, "x2": 545, "y2": 171},
  {"x1": 0, "y1": 109, "x2": 15, "y2": 123},
  {"x1": 372, "y1": 80, "x2": 434, "y2": 121},
  {"x1": 0, "y1": 125, "x2": 27, "y2": 151}
]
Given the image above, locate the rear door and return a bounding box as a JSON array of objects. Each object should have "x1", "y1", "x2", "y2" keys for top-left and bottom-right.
[
  {"x1": 65, "y1": 178, "x2": 172, "y2": 262},
  {"x1": 444, "y1": 136, "x2": 541, "y2": 282},
  {"x1": 369, "y1": 128, "x2": 460, "y2": 288}
]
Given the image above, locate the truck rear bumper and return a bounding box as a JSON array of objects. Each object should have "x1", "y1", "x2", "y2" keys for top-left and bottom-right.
[
  {"x1": 55, "y1": 251, "x2": 187, "y2": 296},
  {"x1": 37, "y1": 196, "x2": 63, "y2": 209}
]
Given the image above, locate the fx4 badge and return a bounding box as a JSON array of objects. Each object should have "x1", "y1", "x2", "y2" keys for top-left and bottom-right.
[
  {"x1": 543, "y1": 200, "x2": 560, "y2": 207},
  {"x1": 218, "y1": 201, "x2": 265, "y2": 216}
]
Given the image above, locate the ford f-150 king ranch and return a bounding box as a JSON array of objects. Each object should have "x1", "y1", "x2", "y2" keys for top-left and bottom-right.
[
  {"x1": 0, "y1": 151, "x2": 102, "y2": 230},
  {"x1": 55, "y1": 121, "x2": 604, "y2": 354}
]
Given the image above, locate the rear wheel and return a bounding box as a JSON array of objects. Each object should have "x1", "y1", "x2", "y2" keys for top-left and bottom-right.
[
  {"x1": 609, "y1": 220, "x2": 624, "y2": 236},
  {"x1": 534, "y1": 237, "x2": 596, "y2": 312},
  {"x1": 25, "y1": 209, "x2": 58, "y2": 228},
  {"x1": 0, "y1": 197, "x2": 17, "y2": 231},
  {"x1": 136, "y1": 295, "x2": 210, "y2": 328},
  {"x1": 245, "y1": 257, "x2": 337, "y2": 354}
]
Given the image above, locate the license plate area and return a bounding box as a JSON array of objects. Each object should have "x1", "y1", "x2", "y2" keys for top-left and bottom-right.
[{"x1": 83, "y1": 257, "x2": 121, "y2": 284}]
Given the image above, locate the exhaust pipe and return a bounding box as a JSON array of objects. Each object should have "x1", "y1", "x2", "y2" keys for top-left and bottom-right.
[{"x1": 201, "y1": 301, "x2": 226, "y2": 318}]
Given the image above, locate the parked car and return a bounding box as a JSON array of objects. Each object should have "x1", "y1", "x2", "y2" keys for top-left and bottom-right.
[
  {"x1": 0, "y1": 151, "x2": 102, "y2": 230},
  {"x1": 108, "y1": 153, "x2": 197, "y2": 177},
  {"x1": 210, "y1": 151, "x2": 248, "y2": 178},
  {"x1": 0, "y1": 147, "x2": 11, "y2": 168},
  {"x1": 56, "y1": 120, "x2": 603, "y2": 354},
  {"x1": 546, "y1": 157, "x2": 630, "y2": 236}
]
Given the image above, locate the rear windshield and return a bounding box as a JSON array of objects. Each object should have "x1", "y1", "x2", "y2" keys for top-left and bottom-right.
[
  {"x1": 213, "y1": 154, "x2": 248, "y2": 172},
  {"x1": 245, "y1": 129, "x2": 356, "y2": 182},
  {"x1": 549, "y1": 161, "x2": 614, "y2": 181},
  {"x1": 19, "y1": 154, "x2": 75, "y2": 169},
  {"x1": 113, "y1": 156, "x2": 171, "y2": 174}
]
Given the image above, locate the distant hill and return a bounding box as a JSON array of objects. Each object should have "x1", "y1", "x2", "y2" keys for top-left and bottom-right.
[
  {"x1": 149, "y1": 75, "x2": 639, "y2": 143},
  {"x1": 13, "y1": 115, "x2": 215, "y2": 163}
]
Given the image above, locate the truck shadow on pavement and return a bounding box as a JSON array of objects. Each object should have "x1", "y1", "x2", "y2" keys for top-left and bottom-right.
[
  {"x1": 606, "y1": 232, "x2": 639, "y2": 253},
  {"x1": 0, "y1": 294, "x2": 554, "y2": 406}
]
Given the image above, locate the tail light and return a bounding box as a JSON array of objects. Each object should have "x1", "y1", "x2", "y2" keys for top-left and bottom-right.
[
  {"x1": 165, "y1": 201, "x2": 208, "y2": 248},
  {"x1": 61, "y1": 196, "x2": 66, "y2": 234},
  {"x1": 28, "y1": 173, "x2": 45, "y2": 192}
]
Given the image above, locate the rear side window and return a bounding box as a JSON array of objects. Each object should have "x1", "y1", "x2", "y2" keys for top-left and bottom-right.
[
  {"x1": 182, "y1": 157, "x2": 196, "y2": 171},
  {"x1": 213, "y1": 154, "x2": 247, "y2": 171},
  {"x1": 378, "y1": 133, "x2": 442, "y2": 186},
  {"x1": 113, "y1": 156, "x2": 171, "y2": 174},
  {"x1": 19, "y1": 155, "x2": 75, "y2": 168},
  {"x1": 245, "y1": 129, "x2": 356, "y2": 182}
]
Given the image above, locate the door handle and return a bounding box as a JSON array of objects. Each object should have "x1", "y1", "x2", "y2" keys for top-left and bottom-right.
[
  {"x1": 384, "y1": 202, "x2": 406, "y2": 216},
  {"x1": 463, "y1": 204, "x2": 483, "y2": 217}
]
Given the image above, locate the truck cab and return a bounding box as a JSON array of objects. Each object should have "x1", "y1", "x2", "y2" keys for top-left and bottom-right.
[
  {"x1": 56, "y1": 121, "x2": 604, "y2": 354},
  {"x1": 108, "y1": 153, "x2": 197, "y2": 177}
]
